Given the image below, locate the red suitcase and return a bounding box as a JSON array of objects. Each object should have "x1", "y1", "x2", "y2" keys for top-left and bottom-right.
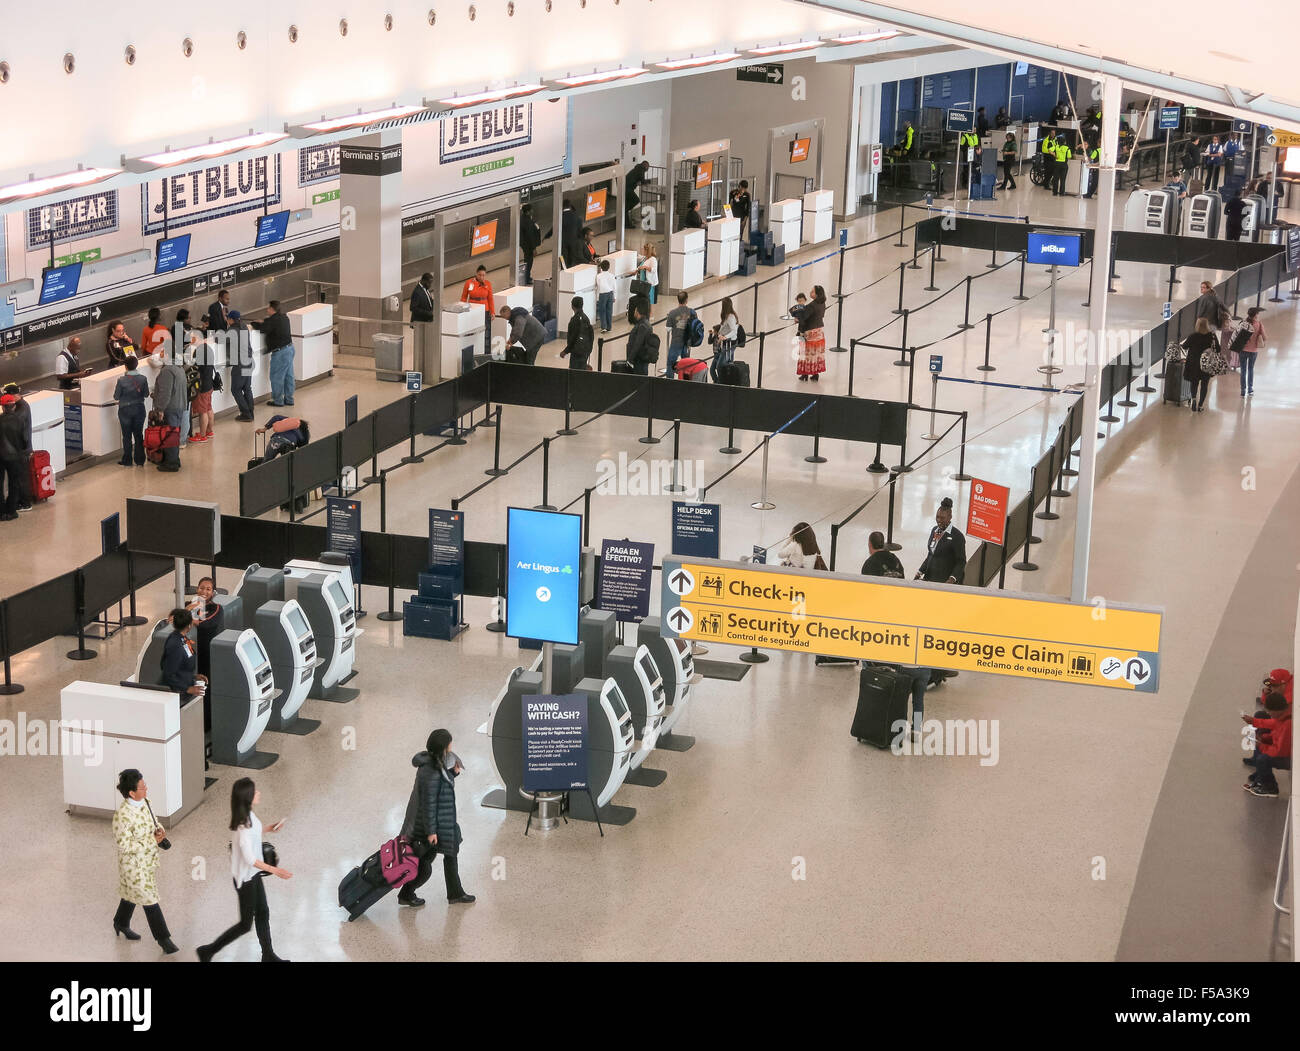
[{"x1": 29, "y1": 450, "x2": 54, "y2": 502}]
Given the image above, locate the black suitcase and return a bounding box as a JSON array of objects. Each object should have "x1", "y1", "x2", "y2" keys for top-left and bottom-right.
[
  {"x1": 1162, "y1": 358, "x2": 1190, "y2": 405},
  {"x1": 851, "y1": 665, "x2": 912, "y2": 749},
  {"x1": 611, "y1": 360, "x2": 637, "y2": 375},
  {"x1": 716, "y1": 361, "x2": 751, "y2": 387},
  {"x1": 338, "y1": 851, "x2": 394, "y2": 921},
  {"x1": 247, "y1": 431, "x2": 265, "y2": 471}
]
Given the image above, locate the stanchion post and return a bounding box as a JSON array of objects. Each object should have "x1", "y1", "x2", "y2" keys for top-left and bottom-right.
[
  {"x1": 867, "y1": 433, "x2": 888, "y2": 474},
  {"x1": 639, "y1": 382, "x2": 660, "y2": 445},
  {"x1": 377, "y1": 533, "x2": 402, "y2": 621},
  {"x1": 364, "y1": 412, "x2": 380, "y2": 484},
  {"x1": 884, "y1": 471, "x2": 902, "y2": 551},
  {"x1": 848, "y1": 338, "x2": 858, "y2": 396},
  {"x1": 828, "y1": 523, "x2": 839, "y2": 571},
  {"x1": 805, "y1": 400, "x2": 827, "y2": 464},
  {"x1": 122, "y1": 551, "x2": 147, "y2": 626},
  {"x1": 959, "y1": 275, "x2": 974, "y2": 329},
  {"x1": 486, "y1": 545, "x2": 506, "y2": 633},
  {"x1": 924, "y1": 242, "x2": 939, "y2": 291},
  {"x1": 379, "y1": 470, "x2": 388, "y2": 532},
  {"x1": 583, "y1": 487, "x2": 593, "y2": 547},
  {"x1": 895, "y1": 203, "x2": 907, "y2": 248},
  {"x1": 666, "y1": 419, "x2": 688, "y2": 492},
  {"x1": 536, "y1": 437, "x2": 557, "y2": 511},
  {"x1": 719, "y1": 388, "x2": 740, "y2": 455},
  {"x1": 894, "y1": 309, "x2": 910, "y2": 367},
  {"x1": 1051, "y1": 426, "x2": 1072, "y2": 497},
  {"x1": 893, "y1": 260, "x2": 906, "y2": 315},
  {"x1": 954, "y1": 411, "x2": 972, "y2": 481},
  {"x1": 597, "y1": 337, "x2": 605, "y2": 372},
  {"x1": 1011, "y1": 480, "x2": 1040, "y2": 572},
  {"x1": 1036, "y1": 446, "x2": 1061, "y2": 521},
  {"x1": 757, "y1": 331, "x2": 766, "y2": 389},
  {"x1": 65, "y1": 573, "x2": 97, "y2": 662},
  {"x1": 0, "y1": 603, "x2": 25, "y2": 695},
  {"x1": 485, "y1": 406, "x2": 506, "y2": 476},
  {"x1": 750, "y1": 436, "x2": 775, "y2": 511},
  {"x1": 831, "y1": 246, "x2": 849, "y2": 353},
  {"x1": 935, "y1": 225, "x2": 945, "y2": 262},
  {"x1": 908, "y1": 234, "x2": 922, "y2": 270},
  {"x1": 1117, "y1": 361, "x2": 1138, "y2": 408},
  {"x1": 905, "y1": 348, "x2": 918, "y2": 413},
  {"x1": 1014, "y1": 250, "x2": 1028, "y2": 301},
  {"x1": 557, "y1": 387, "x2": 576, "y2": 436},
  {"x1": 978, "y1": 312, "x2": 995, "y2": 372}
]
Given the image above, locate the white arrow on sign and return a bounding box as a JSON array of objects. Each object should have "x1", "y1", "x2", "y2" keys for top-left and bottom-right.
[
  {"x1": 90, "y1": 306, "x2": 101, "y2": 322},
  {"x1": 768, "y1": 69, "x2": 782, "y2": 83},
  {"x1": 667, "y1": 568, "x2": 695, "y2": 596},
  {"x1": 287, "y1": 253, "x2": 295, "y2": 265},
  {"x1": 667, "y1": 606, "x2": 693, "y2": 633}
]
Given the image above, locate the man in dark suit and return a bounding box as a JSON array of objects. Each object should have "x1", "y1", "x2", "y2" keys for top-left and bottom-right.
[
  {"x1": 206, "y1": 289, "x2": 231, "y2": 334},
  {"x1": 915, "y1": 498, "x2": 966, "y2": 584},
  {"x1": 410, "y1": 273, "x2": 436, "y2": 323}
]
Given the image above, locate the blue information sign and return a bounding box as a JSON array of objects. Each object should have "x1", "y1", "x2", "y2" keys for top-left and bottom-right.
[
  {"x1": 946, "y1": 108, "x2": 974, "y2": 133},
  {"x1": 752, "y1": 545, "x2": 767, "y2": 565},
  {"x1": 521, "y1": 693, "x2": 589, "y2": 793},
  {"x1": 406, "y1": 371, "x2": 422, "y2": 392},
  {"x1": 671, "y1": 501, "x2": 721, "y2": 559},
  {"x1": 929, "y1": 354, "x2": 943, "y2": 373},
  {"x1": 326, "y1": 496, "x2": 363, "y2": 584},
  {"x1": 506, "y1": 507, "x2": 581, "y2": 645},
  {"x1": 154, "y1": 234, "x2": 192, "y2": 275},
  {"x1": 597, "y1": 539, "x2": 654, "y2": 622},
  {"x1": 1158, "y1": 106, "x2": 1181, "y2": 131},
  {"x1": 1162, "y1": 302, "x2": 1172, "y2": 321},
  {"x1": 1026, "y1": 232, "x2": 1081, "y2": 268},
  {"x1": 428, "y1": 508, "x2": 465, "y2": 581},
  {"x1": 254, "y1": 210, "x2": 290, "y2": 248},
  {"x1": 39, "y1": 262, "x2": 82, "y2": 305}
]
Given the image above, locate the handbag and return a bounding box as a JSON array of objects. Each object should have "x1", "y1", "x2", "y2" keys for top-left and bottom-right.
[
  {"x1": 1200, "y1": 339, "x2": 1229, "y2": 377},
  {"x1": 630, "y1": 278, "x2": 652, "y2": 298},
  {"x1": 378, "y1": 835, "x2": 421, "y2": 887}
]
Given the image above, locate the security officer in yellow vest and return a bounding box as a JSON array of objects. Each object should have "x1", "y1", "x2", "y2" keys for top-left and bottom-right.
[
  {"x1": 1051, "y1": 136, "x2": 1072, "y2": 196},
  {"x1": 897, "y1": 120, "x2": 915, "y2": 157},
  {"x1": 1080, "y1": 143, "x2": 1101, "y2": 199},
  {"x1": 959, "y1": 130, "x2": 980, "y2": 191}
]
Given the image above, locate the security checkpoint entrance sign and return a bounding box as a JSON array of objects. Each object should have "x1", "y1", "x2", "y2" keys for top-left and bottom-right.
[{"x1": 661, "y1": 558, "x2": 1162, "y2": 692}]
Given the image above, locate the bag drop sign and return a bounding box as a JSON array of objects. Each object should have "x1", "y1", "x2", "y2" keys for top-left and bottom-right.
[{"x1": 142, "y1": 156, "x2": 281, "y2": 234}]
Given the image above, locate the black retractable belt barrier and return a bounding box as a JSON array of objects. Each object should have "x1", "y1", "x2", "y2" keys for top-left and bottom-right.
[
  {"x1": 893, "y1": 261, "x2": 906, "y2": 315},
  {"x1": 1117, "y1": 359, "x2": 1138, "y2": 408},
  {"x1": 883, "y1": 472, "x2": 902, "y2": 552},
  {"x1": 1035, "y1": 445, "x2": 1061, "y2": 522},
  {"x1": 895, "y1": 309, "x2": 910, "y2": 367},
  {"x1": 719, "y1": 386, "x2": 740, "y2": 455},
  {"x1": 122, "y1": 550, "x2": 149, "y2": 626},
  {"x1": 486, "y1": 545, "x2": 507, "y2": 633},
  {"x1": 485, "y1": 406, "x2": 507, "y2": 476},
  {"x1": 830, "y1": 246, "x2": 849, "y2": 353},
  {"x1": 0, "y1": 603, "x2": 23, "y2": 696},
  {"x1": 377, "y1": 533, "x2": 401, "y2": 622},
  {"x1": 639, "y1": 381, "x2": 659, "y2": 445},
  {"x1": 756, "y1": 331, "x2": 766, "y2": 389},
  {"x1": 535, "y1": 437, "x2": 556, "y2": 511},
  {"x1": 959, "y1": 275, "x2": 974, "y2": 330},
  {"x1": 828, "y1": 523, "x2": 839, "y2": 572},
  {"x1": 66, "y1": 571, "x2": 97, "y2": 661},
  {"x1": 1011, "y1": 478, "x2": 1040, "y2": 572},
  {"x1": 978, "y1": 312, "x2": 995, "y2": 372},
  {"x1": 953, "y1": 412, "x2": 972, "y2": 482},
  {"x1": 925, "y1": 242, "x2": 939, "y2": 292},
  {"x1": 804, "y1": 400, "x2": 828, "y2": 465}
]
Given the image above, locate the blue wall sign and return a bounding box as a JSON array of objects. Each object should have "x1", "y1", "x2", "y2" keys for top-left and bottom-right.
[
  {"x1": 1026, "y1": 232, "x2": 1081, "y2": 268},
  {"x1": 929, "y1": 354, "x2": 943, "y2": 373},
  {"x1": 671, "y1": 501, "x2": 721, "y2": 559},
  {"x1": 428, "y1": 508, "x2": 465, "y2": 580},
  {"x1": 521, "y1": 693, "x2": 589, "y2": 792},
  {"x1": 39, "y1": 263, "x2": 82, "y2": 305},
  {"x1": 1158, "y1": 107, "x2": 1181, "y2": 131},
  {"x1": 597, "y1": 539, "x2": 654, "y2": 622},
  {"x1": 406, "y1": 371, "x2": 423, "y2": 392},
  {"x1": 154, "y1": 234, "x2": 192, "y2": 275},
  {"x1": 254, "y1": 210, "x2": 290, "y2": 248},
  {"x1": 326, "y1": 496, "x2": 363, "y2": 584},
  {"x1": 506, "y1": 507, "x2": 581, "y2": 645}
]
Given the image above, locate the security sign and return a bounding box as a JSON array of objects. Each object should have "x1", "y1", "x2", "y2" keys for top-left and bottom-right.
[{"x1": 659, "y1": 557, "x2": 1163, "y2": 692}]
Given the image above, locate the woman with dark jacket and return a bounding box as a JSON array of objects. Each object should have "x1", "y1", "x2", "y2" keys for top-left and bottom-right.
[
  {"x1": 1181, "y1": 317, "x2": 1220, "y2": 412},
  {"x1": 399, "y1": 729, "x2": 474, "y2": 906},
  {"x1": 113, "y1": 354, "x2": 150, "y2": 466},
  {"x1": 793, "y1": 285, "x2": 828, "y2": 382}
]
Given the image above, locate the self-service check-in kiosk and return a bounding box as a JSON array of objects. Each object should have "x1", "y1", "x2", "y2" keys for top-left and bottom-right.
[
  {"x1": 235, "y1": 565, "x2": 285, "y2": 611},
  {"x1": 1181, "y1": 193, "x2": 1221, "y2": 237},
  {"x1": 637, "y1": 615, "x2": 700, "y2": 750},
  {"x1": 132, "y1": 620, "x2": 173, "y2": 685},
  {"x1": 480, "y1": 664, "x2": 637, "y2": 825},
  {"x1": 1240, "y1": 194, "x2": 1265, "y2": 240},
  {"x1": 605, "y1": 644, "x2": 667, "y2": 784},
  {"x1": 579, "y1": 608, "x2": 617, "y2": 680},
  {"x1": 283, "y1": 561, "x2": 360, "y2": 702},
  {"x1": 61, "y1": 680, "x2": 207, "y2": 827},
  {"x1": 255, "y1": 601, "x2": 322, "y2": 735},
  {"x1": 1124, "y1": 188, "x2": 1179, "y2": 233},
  {"x1": 208, "y1": 629, "x2": 278, "y2": 768}
]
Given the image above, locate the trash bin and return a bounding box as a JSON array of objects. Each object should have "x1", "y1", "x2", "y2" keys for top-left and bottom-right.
[{"x1": 373, "y1": 332, "x2": 404, "y2": 382}]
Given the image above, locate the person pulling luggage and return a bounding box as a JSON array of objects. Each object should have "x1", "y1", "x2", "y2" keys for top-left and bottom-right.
[{"x1": 398, "y1": 729, "x2": 475, "y2": 907}]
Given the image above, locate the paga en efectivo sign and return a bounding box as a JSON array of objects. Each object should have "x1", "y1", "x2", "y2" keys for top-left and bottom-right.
[{"x1": 660, "y1": 557, "x2": 1162, "y2": 692}]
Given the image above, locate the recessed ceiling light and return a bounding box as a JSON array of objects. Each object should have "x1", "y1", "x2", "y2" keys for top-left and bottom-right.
[
  {"x1": 654, "y1": 52, "x2": 742, "y2": 71},
  {"x1": 829, "y1": 30, "x2": 900, "y2": 45},
  {"x1": 293, "y1": 105, "x2": 426, "y2": 136},
  {"x1": 0, "y1": 166, "x2": 122, "y2": 204},
  {"x1": 746, "y1": 41, "x2": 819, "y2": 57},
  {"x1": 552, "y1": 67, "x2": 646, "y2": 87},
  {"x1": 126, "y1": 131, "x2": 288, "y2": 171},
  {"x1": 436, "y1": 83, "x2": 544, "y2": 107}
]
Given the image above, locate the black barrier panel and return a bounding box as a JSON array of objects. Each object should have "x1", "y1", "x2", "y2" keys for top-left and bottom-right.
[
  {"x1": 4, "y1": 571, "x2": 78, "y2": 655},
  {"x1": 962, "y1": 543, "x2": 988, "y2": 587},
  {"x1": 288, "y1": 523, "x2": 330, "y2": 563},
  {"x1": 458, "y1": 366, "x2": 491, "y2": 413},
  {"x1": 1177, "y1": 239, "x2": 1229, "y2": 273},
  {"x1": 730, "y1": 387, "x2": 818, "y2": 436},
  {"x1": 1099, "y1": 361, "x2": 1117, "y2": 406},
  {"x1": 217, "y1": 515, "x2": 291, "y2": 573},
  {"x1": 487, "y1": 361, "x2": 568, "y2": 411},
  {"x1": 80, "y1": 551, "x2": 131, "y2": 626},
  {"x1": 131, "y1": 552, "x2": 174, "y2": 590},
  {"x1": 292, "y1": 435, "x2": 342, "y2": 498},
  {"x1": 567, "y1": 368, "x2": 650, "y2": 418},
  {"x1": 1149, "y1": 321, "x2": 1169, "y2": 364},
  {"x1": 341, "y1": 418, "x2": 375, "y2": 471},
  {"x1": 240, "y1": 454, "x2": 291, "y2": 518},
  {"x1": 392, "y1": 533, "x2": 428, "y2": 591},
  {"x1": 1069, "y1": 396, "x2": 1084, "y2": 444},
  {"x1": 1116, "y1": 231, "x2": 1177, "y2": 267},
  {"x1": 649, "y1": 377, "x2": 721, "y2": 428},
  {"x1": 1032, "y1": 449, "x2": 1055, "y2": 508},
  {"x1": 414, "y1": 380, "x2": 456, "y2": 435},
  {"x1": 359, "y1": 531, "x2": 390, "y2": 588},
  {"x1": 1223, "y1": 271, "x2": 1238, "y2": 309},
  {"x1": 464, "y1": 540, "x2": 502, "y2": 598},
  {"x1": 1265, "y1": 253, "x2": 1285, "y2": 292},
  {"x1": 914, "y1": 217, "x2": 943, "y2": 252},
  {"x1": 376, "y1": 395, "x2": 413, "y2": 454},
  {"x1": 126, "y1": 498, "x2": 222, "y2": 562},
  {"x1": 1003, "y1": 498, "x2": 1030, "y2": 560},
  {"x1": 816, "y1": 397, "x2": 882, "y2": 447}
]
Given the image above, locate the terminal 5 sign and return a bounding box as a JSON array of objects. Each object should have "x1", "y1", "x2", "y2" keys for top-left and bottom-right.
[{"x1": 661, "y1": 558, "x2": 1162, "y2": 692}]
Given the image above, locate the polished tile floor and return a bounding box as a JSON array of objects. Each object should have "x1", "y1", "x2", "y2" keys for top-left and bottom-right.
[{"x1": 0, "y1": 180, "x2": 1295, "y2": 960}]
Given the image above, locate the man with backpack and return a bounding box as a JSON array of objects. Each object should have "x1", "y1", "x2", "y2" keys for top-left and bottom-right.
[
  {"x1": 625, "y1": 302, "x2": 660, "y2": 376},
  {"x1": 664, "y1": 291, "x2": 702, "y2": 378},
  {"x1": 151, "y1": 346, "x2": 189, "y2": 473},
  {"x1": 559, "y1": 296, "x2": 594, "y2": 370}
]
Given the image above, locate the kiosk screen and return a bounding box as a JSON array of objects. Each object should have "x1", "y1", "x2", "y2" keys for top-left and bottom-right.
[
  {"x1": 287, "y1": 606, "x2": 310, "y2": 636},
  {"x1": 327, "y1": 579, "x2": 351, "y2": 611},
  {"x1": 606, "y1": 683, "x2": 630, "y2": 720},
  {"x1": 240, "y1": 635, "x2": 267, "y2": 667}
]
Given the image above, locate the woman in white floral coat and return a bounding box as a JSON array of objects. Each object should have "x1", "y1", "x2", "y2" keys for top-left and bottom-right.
[{"x1": 112, "y1": 769, "x2": 178, "y2": 954}]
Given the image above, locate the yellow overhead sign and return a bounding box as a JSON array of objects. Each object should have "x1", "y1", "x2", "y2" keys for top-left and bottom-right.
[
  {"x1": 660, "y1": 559, "x2": 1162, "y2": 692},
  {"x1": 1269, "y1": 129, "x2": 1300, "y2": 148}
]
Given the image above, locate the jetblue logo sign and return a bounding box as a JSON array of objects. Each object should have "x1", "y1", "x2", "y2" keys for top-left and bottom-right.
[
  {"x1": 440, "y1": 104, "x2": 533, "y2": 164},
  {"x1": 1026, "y1": 232, "x2": 1081, "y2": 268}
]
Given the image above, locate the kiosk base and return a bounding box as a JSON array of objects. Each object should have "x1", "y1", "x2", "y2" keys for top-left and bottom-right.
[
  {"x1": 480, "y1": 787, "x2": 636, "y2": 826},
  {"x1": 312, "y1": 684, "x2": 360, "y2": 703},
  {"x1": 268, "y1": 716, "x2": 321, "y2": 736},
  {"x1": 212, "y1": 748, "x2": 280, "y2": 770},
  {"x1": 655, "y1": 731, "x2": 695, "y2": 752},
  {"x1": 623, "y1": 765, "x2": 667, "y2": 788}
]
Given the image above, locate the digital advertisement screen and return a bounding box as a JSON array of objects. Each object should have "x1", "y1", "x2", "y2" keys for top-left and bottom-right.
[
  {"x1": 789, "y1": 137, "x2": 811, "y2": 163},
  {"x1": 584, "y1": 190, "x2": 607, "y2": 221},
  {"x1": 506, "y1": 507, "x2": 581, "y2": 645},
  {"x1": 1026, "y1": 231, "x2": 1081, "y2": 268},
  {"x1": 254, "y1": 210, "x2": 290, "y2": 248},
  {"x1": 39, "y1": 262, "x2": 82, "y2": 304},
  {"x1": 471, "y1": 220, "x2": 498, "y2": 256},
  {"x1": 154, "y1": 234, "x2": 192, "y2": 275}
]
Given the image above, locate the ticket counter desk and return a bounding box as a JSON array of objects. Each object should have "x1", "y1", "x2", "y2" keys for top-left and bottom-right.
[
  {"x1": 282, "y1": 565, "x2": 360, "y2": 702},
  {"x1": 255, "y1": 600, "x2": 322, "y2": 735},
  {"x1": 480, "y1": 667, "x2": 637, "y2": 825},
  {"x1": 442, "y1": 303, "x2": 487, "y2": 378},
  {"x1": 77, "y1": 365, "x2": 127, "y2": 458},
  {"x1": 27, "y1": 390, "x2": 66, "y2": 475},
  {"x1": 61, "y1": 680, "x2": 206, "y2": 827},
  {"x1": 637, "y1": 616, "x2": 700, "y2": 750},
  {"x1": 605, "y1": 644, "x2": 667, "y2": 783},
  {"x1": 208, "y1": 628, "x2": 278, "y2": 768}
]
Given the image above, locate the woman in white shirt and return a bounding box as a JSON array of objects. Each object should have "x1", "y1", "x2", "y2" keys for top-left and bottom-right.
[
  {"x1": 636, "y1": 243, "x2": 659, "y2": 307},
  {"x1": 197, "y1": 777, "x2": 291, "y2": 963},
  {"x1": 777, "y1": 522, "x2": 827, "y2": 570},
  {"x1": 709, "y1": 297, "x2": 740, "y2": 383}
]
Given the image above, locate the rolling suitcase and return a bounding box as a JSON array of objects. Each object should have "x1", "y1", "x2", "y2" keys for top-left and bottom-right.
[
  {"x1": 851, "y1": 665, "x2": 912, "y2": 749},
  {"x1": 716, "y1": 361, "x2": 751, "y2": 387},
  {"x1": 247, "y1": 431, "x2": 266, "y2": 471},
  {"x1": 1161, "y1": 358, "x2": 1190, "y2": 405},
  {"x1": 674, "y1": 358, "x2": 708, "y2": 382},
  {"x1": 611, "y1": 360, "x2": 637, "y2": 375},
  {"x1": 337, "y1": 850, "x2": 394, "y2": 921},
  {"x1": 28, "y1": 449, "x2": 54, "y2": 501}
]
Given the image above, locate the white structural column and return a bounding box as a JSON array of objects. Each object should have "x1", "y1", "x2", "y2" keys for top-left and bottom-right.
[
  {"x1": 1070, "y1": 75, "x2": 1123, "y2": 603},
  {"x1": 339, "y1": 129, "x2": 404, "y2": 359}
]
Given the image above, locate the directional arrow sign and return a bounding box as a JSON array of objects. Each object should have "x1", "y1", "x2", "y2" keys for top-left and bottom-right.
[
  {"x1": 736, "y1": 64, "x2": 785, "y2": 85},
  {"x1": 90, "y1": 306, "x2": 101, "y2": 322},
  {"x1": 668, "y1": 568, "x2": 695, "y2": 596},
  {"x1": 287, "y1": 252, "x2": 295, "y2": 265},
  {"x1": 667, "y1": 606, "x2": 694, "y2": 633}
]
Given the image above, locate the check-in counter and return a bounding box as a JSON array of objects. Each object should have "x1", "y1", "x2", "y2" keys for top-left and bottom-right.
[
  {"x1": 558, "y1": 264, "x2": 597, "y2": 335},
  {"x1": 61, "y1": 680, "x2": 206, "y2": 827},
  {"x1": 288, "y1": 303, "x2": 333, "y2": 383},
  {"x1": 802, "y1": 189, "x2": 834, "y2": 245},
  {"x1": 769, "y1": 198, "x2": 803, "y2": 256},
  {"x1": 26, "y1": 390, "x2": 66, "y2": 475},
  {"x1": 668, "y1": 228, "x2": 706, "y2": 291},
  {"x1": 605, "y1": 250, "x2": 640, "y2": 314},
  {"x1": 77, "y1": 364, "x2": 127, "y2": 457},
  {"x1": 706, "y1": 217, "x2": 741, "y2": 277},
  {"x1": 442, "y1": 303, "x2": 487, "y2": 377},
  {"x1": 490, "y1": 287, "x2": 533, "y2": 359}
]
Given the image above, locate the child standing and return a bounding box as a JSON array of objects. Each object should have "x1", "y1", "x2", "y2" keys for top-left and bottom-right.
[{"x1": 595, "y1": 260, "x2": 615, "y2": 334}]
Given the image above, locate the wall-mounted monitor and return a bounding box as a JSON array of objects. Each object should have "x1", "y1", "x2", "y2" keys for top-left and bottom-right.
[
  {"x1": 254, "y1": 210, "x2": 290, "y2": 248},
  {"x1": 39, "y1": 262, "x2": 82, "y2": 305},
  {"x1": 154, "y1": 234, "x2": 192, "y2": 275},
  {"x1": 789, "y1": 137, "x2": 811, "y2": 163}
]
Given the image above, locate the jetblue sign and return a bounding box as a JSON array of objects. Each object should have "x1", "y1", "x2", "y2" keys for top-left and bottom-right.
[{"x1": 1026, "y1": 232, "x2": 1081, "y2": 268}]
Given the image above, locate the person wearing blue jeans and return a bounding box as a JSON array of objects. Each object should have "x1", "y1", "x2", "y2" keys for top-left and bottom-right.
[
  {"x1": 595, "y1": 261, "x2": 615, "y2": 334},
  {"x1": 709, "y1": 298, "x2": 739, "y2": 383},
  {"x1": 664, "y1": 292, "x2": 693, "y2": 378},
  {"x1": 259, "y1": 300, "x2": 296, "y2": 406},
  {"x1": 898, "y1": 665, "x2": 931, "y2": 734},
  {"x1": 1239, "y1": 306, "x2": 1266, "y2": 396},
  {"x1": 113, "y1": 355, "x2": 150, "y2": 466}
]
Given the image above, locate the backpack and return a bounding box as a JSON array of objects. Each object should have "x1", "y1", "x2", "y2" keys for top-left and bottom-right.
[
  {"x1": 185, "y1": 363, "x2": 201, "y2": 402},
  {"x1": 640, "y1": 330, "x2": 661, "y2": 364},
  {"x1": 735, "y1": 324, "x2": 747, "y2": 348},
  {"x1": 687, "y1": 313, "x2": 705, "y2": 348},
  {"x1": 296, "y1": 419, "x2": 310, "y2": 446},
  {"x1": 1227, "y1": 321, "x2": 1252, "y2": 357}
]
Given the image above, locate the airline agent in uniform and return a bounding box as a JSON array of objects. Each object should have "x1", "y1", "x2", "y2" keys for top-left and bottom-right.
[{"x1": 460, "y1": 266, "x2": 495, "y2": 318}]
